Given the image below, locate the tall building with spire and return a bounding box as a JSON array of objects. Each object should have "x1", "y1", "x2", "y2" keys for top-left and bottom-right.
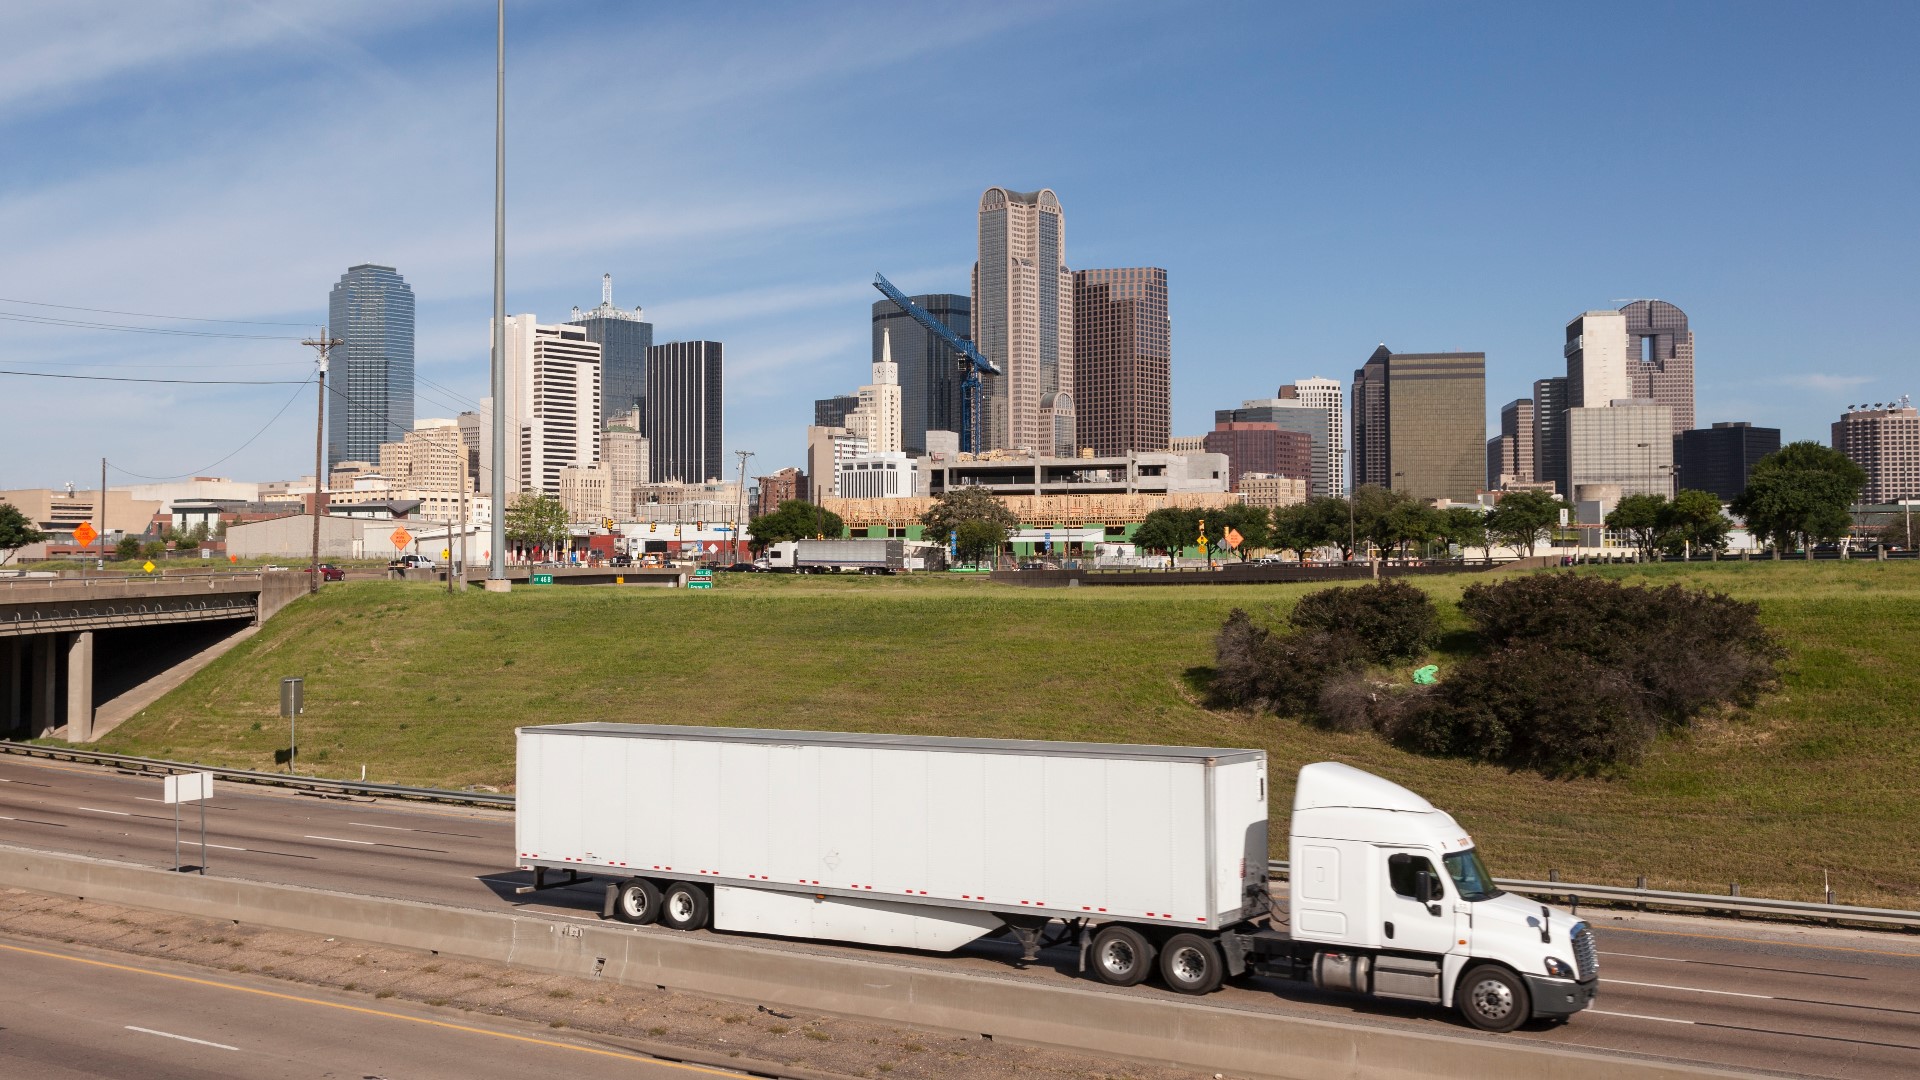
[
  {"x1": 326, "y1": 264, "x2": 415, "y2": 470},
  {"x1": 846, "y1": 328, "x2": 903, "y2": 454},
  {"x1": 870, "y1": 292, "x2": 969, "y2": 455},
  {"x1": 974, "y1": 187, "x2": 1074, "y2": 455},
  {"x1": 569, "y1": 274, "x2": 654, "y2": 435}
]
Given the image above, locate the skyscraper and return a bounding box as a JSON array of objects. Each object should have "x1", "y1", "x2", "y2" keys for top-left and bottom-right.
[
  {"x1": 1533, "y1": 376, "x2": 1569, "y2": 495},
  {"x1": 569, "y1": 274, "x2": 653, "y2": 433},
  {"x1": 1674, "y1": 421, "x2": 1780, "y2": 501},
  {"x1": 1348, "y1": 346, "x2": 1485, "y2": 502},
  {"x1": 646, "y1": 341, "x2": 723, "y2": 483},
  {"x1": 974, "y1": 187, "x2": 1074, "y2": 455},
  {"x1": 871, "y1": 293, "x2": 969, "y2": 455},
  {"x1": 1289, "y1": 377, "x2": 1345, "y2": 493},
  {"x1": 499, "y1": 316, "x2": 602, "y2": 495},
  {"x1": 1072, "y1": 267, "x2": 1170, "y2": 456},
  {"x1": 1217, "y1": 398, "x2": 1330, "y2": 498},
  {"x1": 813, "y1": 395, "x2": 859, "y2": 429},
  {"x1": 1833, "y1": 399, "x2": 1919, "y2": 504},
  {"x1": 326, "y1": 264, "x2": 415, "y2": 471},
  {"x1": 1622, "y1": 300, "x2": 1695, "y2": 434},
  {"x1": 1487, "y1": 398, "x2": 1534, "y2": 489},
  {"x1": 1203, "y1": 422, "x2": 1313, "y2": 492},
  {"x1": 845, "y1": 329, "x2": 903, "y2": 454},
  {"x1": 1565, "y1": 309, "x2": 1630, "y2": 410}
]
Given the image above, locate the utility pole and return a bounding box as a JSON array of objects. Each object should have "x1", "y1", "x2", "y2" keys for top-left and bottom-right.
[
  {"x1": 486, "y1": 0, "x2": 510, "y2": 591},
  {"x1": 301, "y1": 331, "x2": 341, "y2": 595},
  {"x1": 98, "y1": 457, "x2": 107, "y2": 570},
  {"x1": 733, "y1": 450, "x2": 753, "y2": 563}
]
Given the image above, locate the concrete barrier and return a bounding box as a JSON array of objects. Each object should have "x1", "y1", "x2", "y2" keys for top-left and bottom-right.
[{"x1": 0, "y1": 845, "x2": 1747, "y2": 1080}]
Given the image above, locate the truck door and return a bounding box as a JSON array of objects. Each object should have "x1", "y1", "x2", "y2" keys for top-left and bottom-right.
[{"x1": 1381, "y1": 850, "x2": 1455, "y2": 957}]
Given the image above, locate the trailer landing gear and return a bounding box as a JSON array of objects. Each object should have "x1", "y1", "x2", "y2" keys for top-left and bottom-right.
[{"x1": 516, "y1": 866, "x2": 590, "y2": 895}]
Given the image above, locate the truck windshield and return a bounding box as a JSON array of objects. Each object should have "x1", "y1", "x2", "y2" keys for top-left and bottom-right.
[{"x1": 1443, "y1": 848, "x2": 1503, "y2": 901}]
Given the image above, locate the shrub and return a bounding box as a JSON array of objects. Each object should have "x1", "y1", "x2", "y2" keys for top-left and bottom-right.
[
  {"x1": 1210, "y1": 609, "x2": 1365, "y2": 717},
  {"x1": 1287, "y1": 581, "x2": 1439, "y2": 665},
  {"x1": 1314, "y1": 672, "x2": 1433, "y2": 736},
  {"x1": 1403, "y1": 646, "x2": 1656, "y2": 777}
]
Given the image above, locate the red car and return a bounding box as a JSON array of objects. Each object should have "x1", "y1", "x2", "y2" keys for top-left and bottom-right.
[{"x1": 304, "y1": 563, "x2": 345, "y2": 581}]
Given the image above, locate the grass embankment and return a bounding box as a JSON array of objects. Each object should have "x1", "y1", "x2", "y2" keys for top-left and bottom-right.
[{"x1": 92, "y1": 562, "x2": 1920, "y2": 908}]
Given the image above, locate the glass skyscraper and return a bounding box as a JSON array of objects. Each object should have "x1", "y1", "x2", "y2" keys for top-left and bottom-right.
[
  {"x1": 646, "y1": 341, "x2": 723, "y2": 483},
  {"x1": 870, "y1": 293, "x2": 970, "y2": 454},
  {"x1": 569, "y1": 275, "x2": 653, "y2": 433},
  {"x1": 326, "y1": 264, "x2": 415, "y2": 471}
]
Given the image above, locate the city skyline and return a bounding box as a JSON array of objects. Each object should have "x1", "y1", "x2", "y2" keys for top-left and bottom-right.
[{"x1": 1, "y1": 3, "x2": 1916, "y2": 487}]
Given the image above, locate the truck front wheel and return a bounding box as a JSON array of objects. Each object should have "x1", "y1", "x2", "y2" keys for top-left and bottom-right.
[
  {"x1": 660, "y1": 882, "x2": 711, "y2": 931},
  {"x1": 1457, "y1": 964, "x2": 1531, "y2": 1032},
  {"x1": 1159, "y1": 933, "x2": 1225, "y2": 995},
  {"x1": 612, "y1": 879, "x2": 662, "y2": 925},
  {"x1": 1088, "y1": 925, "x2": 1155, "y2": 987}
]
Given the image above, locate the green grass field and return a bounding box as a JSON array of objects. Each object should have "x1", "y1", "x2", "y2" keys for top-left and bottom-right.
[{"x1": 88, "y1": 562, "x2": 1920, "y2": 908}]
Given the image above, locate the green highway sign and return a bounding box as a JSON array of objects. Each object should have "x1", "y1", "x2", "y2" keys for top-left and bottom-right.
[{"x1": 531, "y1": 573, "x2": 554, "y2": 585}]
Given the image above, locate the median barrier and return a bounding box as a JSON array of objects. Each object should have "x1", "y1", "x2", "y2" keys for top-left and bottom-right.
[{"x1": 0, "y1": 844, "x2": 1747, "y2": 1080}]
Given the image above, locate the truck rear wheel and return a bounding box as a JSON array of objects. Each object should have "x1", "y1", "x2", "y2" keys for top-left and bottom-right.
[
  {"x1": 1089, "y1": 925, "x2": 1155, "y2": 987},
  {"x1": 1158, "y1": 933, "x2": 1225, "y2": 995},
  {"x1": 612, "y1": 879, "x2": 662, "y2": 925},
  {"x1": 660, "y1": 882, "x2": 710, "y2": 931},
  {"x1": 1457, "y1": 964, "x2": 1530, "y2": 1032}
]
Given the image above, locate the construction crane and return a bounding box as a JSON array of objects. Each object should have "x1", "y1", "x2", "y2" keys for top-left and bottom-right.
[{"x1": 872, "y1": 272, "x2": 1000, "y2": 453}]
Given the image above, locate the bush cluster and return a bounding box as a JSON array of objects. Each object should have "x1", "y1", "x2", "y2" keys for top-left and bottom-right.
[{"x1": 1210, "y1": 574, "x2": 1785, "y2": 778}]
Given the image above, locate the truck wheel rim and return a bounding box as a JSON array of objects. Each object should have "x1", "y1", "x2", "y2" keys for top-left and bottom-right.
[
  {"x1": 1470, "y1": 978, "x2": 1514, "y2": 1019},
  {"x1": 1169, "y1": 946, "x2": 1207, "y2": 983},
  {"x1": 670, "y1": 893, "x2": 694, "y2": 920},
  {"x1": 1100, "y1": 941, "x2": 1135, "y2": 973},
  {"x1": 622, "y1": 890, "x2": 647, "y2": 918}
]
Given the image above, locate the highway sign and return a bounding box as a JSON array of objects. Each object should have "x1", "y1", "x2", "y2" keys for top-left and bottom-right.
[
  {"x1": 531, "y1": 573, "x2": 554, "y2": 585},
  {"x1": 390, "y1": 527, "x2": 413, "y2": 550},
  {"x1": 163, "y1": 772, "x2": 214, "y2": 804},
  {"x1": 1223, "y1": 527, "x2": 1243, "y2": 550},
  {"x1": 141, "y1": 560, "x2": 156, "y2": 573},
  {"x1": 72, "y1": 522, "x2": 97, "y2": 547}
]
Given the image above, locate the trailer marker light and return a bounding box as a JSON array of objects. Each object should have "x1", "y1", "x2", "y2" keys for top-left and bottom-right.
[
  {"x1": 1098, "y1": 908, "x2": 1106, "y2": 913},
  {"x1": 1197, "y1": 917, "x2": 1206, "y2": 922}
]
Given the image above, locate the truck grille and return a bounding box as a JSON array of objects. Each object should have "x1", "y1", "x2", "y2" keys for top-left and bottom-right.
[{"x1": 1572, "y1": 923, "x2": 1598, "y2": 980}]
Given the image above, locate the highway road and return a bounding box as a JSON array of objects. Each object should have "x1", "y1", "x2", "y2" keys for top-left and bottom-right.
[
  {"x1": 0, "y1": 936, "x2": 754, "y2": 1079},
  {"x1": 4, "y1": 754, "x2": 1919, "y2": 1078}
]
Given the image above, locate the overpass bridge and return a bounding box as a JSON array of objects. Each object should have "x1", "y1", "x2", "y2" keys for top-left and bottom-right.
[{"x1": 1, "y1": 572, "x2": 306, "y2": 743}]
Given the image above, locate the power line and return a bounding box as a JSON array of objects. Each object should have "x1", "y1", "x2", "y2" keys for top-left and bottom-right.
[
  {"x1": 106, "y1": 375, "x2": 316, "y2": 480},
  {"x1": 0, "y1": 295, "x2": 315, "y2": 327},
  {"x1": 0, "y1": 368, "x2": 307, "y2": 385},
  {"x1": 0, "y1": 310, "x2": 305, "y2": 341}
]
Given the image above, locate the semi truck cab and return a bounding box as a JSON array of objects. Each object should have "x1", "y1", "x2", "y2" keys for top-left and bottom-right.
[{"x1": 1275, "y1": 762, "x2": 1598, "y2": 1030}]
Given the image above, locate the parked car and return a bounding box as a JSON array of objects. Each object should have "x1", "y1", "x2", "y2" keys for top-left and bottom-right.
[
  {"x1": 303, "y1": 563, "x2": 345, "y2": 581},
  {"x1": 609, "y1": 553, "x2": 633, "y2": 567},
  {"x1": 723, "y1": 562, "x2": 757, "y2": 572},
  {"x1": 387, "y1": 554, "x2": 436, "y2": 571}
]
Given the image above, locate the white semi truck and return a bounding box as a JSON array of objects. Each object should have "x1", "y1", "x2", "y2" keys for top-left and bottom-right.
[
  {"x1": 761, "y1": 539, "x2": 905, "y2": 574},
  {"x1": 514, "y1": 724, "x2": 1597, "y2": 1031}
]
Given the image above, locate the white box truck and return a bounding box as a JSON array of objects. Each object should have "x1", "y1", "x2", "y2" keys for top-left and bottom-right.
[
  {"x1": 761, "y1": 539, "x2": 904, "y2": 574},
  {"x1": 515, "y1": 724, "x2": 1596, "y2": 1031}
]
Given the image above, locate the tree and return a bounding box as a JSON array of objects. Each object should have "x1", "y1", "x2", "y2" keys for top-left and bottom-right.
[
  {"x1": 746, "y1": 499, "x2": 844, "y2": 550},
  {"x1": 1605, "y1": 493, "x2": 1669, "y2": 561},
  {"x1": 1484, "y1": 489, "x2": 1564, "y2": 558},
  {"x1": 0, "y1": 503, "x2": 49, "y2": 566},
  {"x1": 1131, "y1": 508, "x2": 1190, "y2": 559},
  {"x1": 1732, "y1": 442, "x2": 1867, "y2": 559},
  {"x1": 1878, "y1": 516, "x2": 1915, "y2": 551},
  {"x1": 1350, "y1": 485, "x2": 1416, "y2": 561},
  {"x1": 1213, "y1": 502, "x2": 1272, "y2": 561},
  {"x1": 953, "y1": 519, "x2": 1004, "y2": 565},
  {"x1": 1660, "y1": 489, "x2": 1732, "y2": 557},
  {"x1": 504, "y1": 492, "x2": 569, "y2": 558},
  {"x1": 1436, "y1": 506, "x2": 1490, "y2": 564},
  {"x1": 115, "y1": 535, "x2": 144, "y2": 562},
  {"x1": 1381, "y1": 500, "x2": 1441, "y2": 562},
  {"x1": 920, "y1": 488, "x2": 1018, "y2": 563}
]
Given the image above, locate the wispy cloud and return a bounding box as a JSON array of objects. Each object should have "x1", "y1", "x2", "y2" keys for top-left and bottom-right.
[{"x1": 1775, "y1": 373, "x2": 1874, "y2": 391}]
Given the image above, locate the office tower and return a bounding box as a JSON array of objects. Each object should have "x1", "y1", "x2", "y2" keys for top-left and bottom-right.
[
  {"x1": 1567, "y1": 402, "x2": 1674, "y2": 500},
  {"x1": 646, "y1": 341, "x2": 724, "y2": 483},
  {"x1": 846, "y1": 329, "x2": 903, "y2": 454},
  {"x1": 1622, "y1": 300, "x2": 1695, "y2": 434},
  {"x1": 602, "y1": 408, "x2": 650, "y2": 516},
  {"x1": 1203, "y1": 422, "x2": 1312, "y2": 492},
  {"x1": 1833, "y1": 398, "x2": 1919, "y2": 503},
  {"x1": 1674, "y1": 422, "x2": 1781, "y2": 502},
  {"x1": 837, "y1": 452, "x2": 919, "y2": 499},
  {"x1": 1288, "y1": 377, "x2": 1345, "y2": 493},
  {"x1": 499, "y1": 315, "x2": 602, "y2": 494},
  {"x1": 1565, "y1": 309, "x2": 1630, "y2": 410},
  {"x1": 456, "y1": 411, "x2": 481, "y2": 489},
  {"x1": 755, "y1": 467, "x2": 804, "y2": 516},
  {"x1": 1216, "y1": 399, "x2": 1329, "y2": 498},
  {"x1": 1072, "y1": 267, "x2": 1170, "y2": 456},
  {"x1": 814, "y1": 395, "x2": 859, "y2": 429},
  {"x1": 805, "y1": 426, "x2": 867, "y2": 499},
  {"x1": 871, "y1": 293, "x2": 970, "y2": 455},
  {"x1": 1533, "y1": 376, "x2": 1570, "y2": 496},
  {"x1": 1486, "y1": 398, "x2": 1534, "y2": 489},
  {"x1": 1350, "y1": 347, "x2": 1390, "y2": 489},
  {"x1": 1346, "y1": 346, "x2": 1484, "y2": 502},
  {"x1": 569, "y1": 274, "x2": 654, "y2": 433},
  {"x1": 974, "y1": 187, "x2": 1074, "y2": 455},
  {"x1": 376, "y1": 418, "x2": 468, "y2": 491},
  {"x1": 326, "y1": 264, "x2": 415, "y2": 471}
]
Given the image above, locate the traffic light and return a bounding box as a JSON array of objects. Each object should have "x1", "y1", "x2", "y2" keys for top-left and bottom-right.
[
  {"x1": 649, "y1": 523, "x2": 656, "y2": 533},
  {"x1": 696, "y1": 520, "x2": 704, "y2": 531}
]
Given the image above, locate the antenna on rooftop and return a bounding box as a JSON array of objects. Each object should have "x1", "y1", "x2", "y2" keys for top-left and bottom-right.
[{"x1": 602, "y1": 273, "x2": 613, "y2": 307}]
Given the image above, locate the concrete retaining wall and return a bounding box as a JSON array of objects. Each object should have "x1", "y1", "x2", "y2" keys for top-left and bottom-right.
[{"x1": 0, "y1": 845, "x2": 1744, "y2": 1080}]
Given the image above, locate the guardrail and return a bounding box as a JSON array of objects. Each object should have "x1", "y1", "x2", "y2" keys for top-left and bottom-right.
[
  {"x1": 0, "y1": 742, "x2": 512, "y2": 808},
  {"x1": 7, "y1": 741, "x2": 1914, "y2": 929}
]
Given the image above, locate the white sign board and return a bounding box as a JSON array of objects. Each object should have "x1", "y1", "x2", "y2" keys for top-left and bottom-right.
[
  {"x1": 1558, "y1": 508, "x2": 1570, "y2": 527},
  {"x1": 163, "y1": 772, "x2": 215, "y2": 804}
]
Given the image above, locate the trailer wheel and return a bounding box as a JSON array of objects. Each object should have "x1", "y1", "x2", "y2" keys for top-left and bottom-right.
[
  {"x1": 660, "y1": 882, "x2": 710, "y2": 931},
  {"x1": 1158, "y1": 933, "x2": 1225, "y2": 995},
  {"x1": 1457, "y1": 964, "x2": 1530, "y2": 1033},
  {"x1": 1089, "y1": 925, "x2": 1155, "y2": 987},
  {"x1": 612, "y1": 879, "x2": 662, "y2": 925}
]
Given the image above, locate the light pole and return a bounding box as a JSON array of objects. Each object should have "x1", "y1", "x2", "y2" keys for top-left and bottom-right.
[{"x1": 486, "y1": 0, "x2": 509, "y2": 590}]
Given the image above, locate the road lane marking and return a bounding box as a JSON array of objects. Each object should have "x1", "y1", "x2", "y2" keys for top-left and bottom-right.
[
  {"x1": 1604, "y1": 923, "x2": 1920, "y2": 961},
  {"x1": 1592, "y1": 1008, "x2": 1690, "y2": 1024},
  {"x1": 1589, "y1": 1006, "x2": 1920, "y2": 1051},
  {"x1": 0, "y1": 815, "x2": 67, "y2": 827},
  {"x1": 76, "y1": 806, "x2": 130, "y2": 816},
  {"x1": 125, "y1": 1025, "x2": 238, "y2": 1051},
  {"x1": 1607, "y1": 977, "x2": 1920, "y2": 1016},
  {"x1": 1600, "y1": 950, "x2": 1866, "y2": 980},
  {"x1": 303, "y1": 833, "x2": 449, "y2": 854},
  {"x1": 348, "y1": 822, "x2": 487, "y2": 839},
  {"x1": 304, "y1": 835, "x2": 376, "y2": 845},
  {"x1": 202, "y1": 843, "x2": 249, "y2": 852},
  {"x1": 0, "y1": 942, "x2": 749, "y2": 1077}
]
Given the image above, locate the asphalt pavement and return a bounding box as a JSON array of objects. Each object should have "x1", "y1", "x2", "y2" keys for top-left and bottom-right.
[{"x1": 4, "y1": 754, "x2": 1918, "y2": 1078}]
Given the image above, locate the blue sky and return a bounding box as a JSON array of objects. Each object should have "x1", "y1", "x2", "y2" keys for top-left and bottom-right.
[{"x1": 2, "y1": 1, "x2": 1915, "y2": 488}]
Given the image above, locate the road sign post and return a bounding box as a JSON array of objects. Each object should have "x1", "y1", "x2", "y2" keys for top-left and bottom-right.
[
  {"x1": 164, "y1": 772, "x2": 215, "y2": 874},
  {"x1": 280, "y1": 677, "x2": 303, "y2": 774}
]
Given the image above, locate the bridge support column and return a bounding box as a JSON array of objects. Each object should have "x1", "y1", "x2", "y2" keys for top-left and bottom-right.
[
  {"x1": 66, "y1": 631, "x2": 95, "y2": 743},
  {"x1": 30, "y1": 635, "x2": 58, "y2": 737},
  {"x1": 2, "y1": 638, "x2": 21, "y2": 736}
]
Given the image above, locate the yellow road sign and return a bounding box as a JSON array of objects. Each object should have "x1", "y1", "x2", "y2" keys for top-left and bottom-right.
[{"x1": 141, "y1": 560, "x2": 156, "y2": 573}]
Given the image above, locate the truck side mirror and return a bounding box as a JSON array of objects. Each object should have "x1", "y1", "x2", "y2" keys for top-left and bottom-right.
[{"x1": 1414, "y1": 870, "x2": 1435, "y2": 905}]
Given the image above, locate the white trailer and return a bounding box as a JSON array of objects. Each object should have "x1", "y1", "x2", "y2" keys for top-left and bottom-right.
[
  {"x1": 514, "y1": 725, "x2": 1597, "y2": 1031},
  {"x1": 761, "y1": 539, "x2": 904, "y2": 574}
]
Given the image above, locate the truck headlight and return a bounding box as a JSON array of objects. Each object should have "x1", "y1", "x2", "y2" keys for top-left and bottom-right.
[{"x1": 1544, "y1": 957, "x2": 1575, "y2": 979}]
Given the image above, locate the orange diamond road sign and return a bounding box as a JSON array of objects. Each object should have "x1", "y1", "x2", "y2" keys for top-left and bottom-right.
[
  {"x1": 1223, "y1": 527, "x2": 1243, "y2": 550},
  {"x1": 72, "y1": 522, "x2": 98, "y2": 547},
  {"x1": 390, "y1": 527, "x2": 413, "y2": 550}
]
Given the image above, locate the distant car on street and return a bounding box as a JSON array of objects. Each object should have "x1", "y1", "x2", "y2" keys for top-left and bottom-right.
[
  {"x1": 722, "y1": 561, "x2": 757, "y2": 572},
  {"x1": 261, "y1": 564, "x2": 289, "y2": 572},
  {"x1": 387, "y1": 554, "x2": 436, "y2": 571},
  {"x1": 303, "y1": 563, "x2": 345, "y2": 581}
]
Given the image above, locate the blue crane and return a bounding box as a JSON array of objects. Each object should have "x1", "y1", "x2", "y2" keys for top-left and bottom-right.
[{"x1": 872, "y1": 273, "x2": 1000, "y2": 453}]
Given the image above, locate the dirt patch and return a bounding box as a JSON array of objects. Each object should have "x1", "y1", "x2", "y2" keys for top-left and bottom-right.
[{"x1": 0, "y1": 888, "x2": 1210, "y2": 1080}]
